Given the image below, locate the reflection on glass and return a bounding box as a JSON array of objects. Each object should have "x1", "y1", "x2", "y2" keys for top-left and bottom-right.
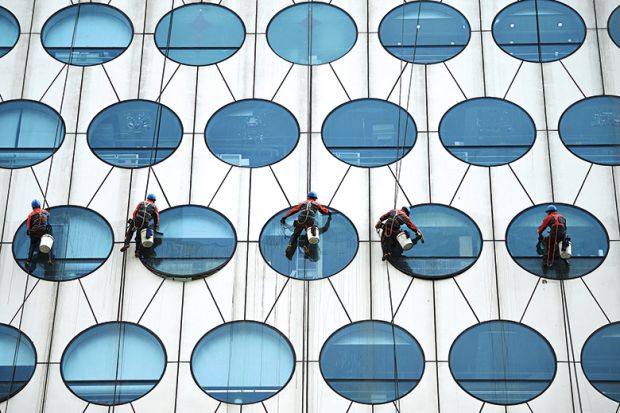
[
  {"x1": 0, "y1": 324, "x2": 36, "y2": 402},
  {"x1": 0, "y1": 7, "x2": 19, "y2": 58},
  {"x1": 582, "y1": 323, "x2": 620, "y2": 402},
  {"x1": 450, "y1": 321, "x2": 556, "y2": 405},
  {"x1": 192, "y1": 322, "x2": 295, "y2": 404},
  {"x1": 320, "y1": 321, "x2": 424, "y2": 404},
  {"x1": 61, "y1": 322, "x2": 166, "y2": 406},
  {"x1": 610, "y1": 7, "x2": 620, "y2": 48}
]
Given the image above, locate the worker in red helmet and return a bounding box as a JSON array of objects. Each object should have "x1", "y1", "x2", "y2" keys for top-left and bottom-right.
[
  {"x1": 375, "y1": 206, "x2": 423, "y2": 261},
  {"x1": 538, "y1": 204, "x2": 569, "y2": 268},
  {"x1": 120, "y1": 193, "x2": 160, "y2": 258},
  {"x1": 280, "y1": 191, "x2": 331, "y2": 260}
]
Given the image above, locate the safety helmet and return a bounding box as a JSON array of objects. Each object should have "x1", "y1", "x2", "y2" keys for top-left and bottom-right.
[
  {"x1": 307, "y1": 191, "x2": 318, "y2": 199},
  {"x1": 401, "y1": 206, "x2": 410, "y2": 216},
  {"x1": 147, "y1": 193, "x2": 157, "y2": 201},
  {"x1": 31, "y1": 199, "x2": 41, "y2": 209},
  {"x1": 545, "y1": 204, "x2": 557, "y2": 213}
]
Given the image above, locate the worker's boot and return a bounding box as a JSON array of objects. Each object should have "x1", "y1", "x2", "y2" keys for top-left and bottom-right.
[
  {"x1": 47, "y1": 257, "x2": 53, "y2": 266},
  {"x1": 382, "y1": 252, "x2": 391, "y2": 262},
  {"x1": 303, "y1": 245, "x2": 311, "y2": 258},
  {"x1": 25, "y1": 259, "x2": 32, "y2": 267},
  {"x1": 120, "y1": 244, "x2": 129, "y2": 252},
  {"x1": 135, "y1": 249, "x2": 141, "y2": 258},
  {"x1": 285, "y1": 244, "x2": 295, "y2": 260}
]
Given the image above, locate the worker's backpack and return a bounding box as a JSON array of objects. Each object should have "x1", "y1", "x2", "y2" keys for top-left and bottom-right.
[
  {"x1": 133, "y1": 202, "x2": 155, "y2": 229},
  {"x1": 29, "y1": 211, "x2": 48, "y2": 237}
]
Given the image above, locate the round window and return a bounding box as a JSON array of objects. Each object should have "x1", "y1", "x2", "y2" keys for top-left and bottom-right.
[
  {"x1": 0, "y1": 6, "x2": 19, "y2": 58},
  {"x1": 0, "y1": 324, "x2": 36, "y2": 402},
  {"x1": 582, "y1": 322, "x2": 620, "y2": 403}
]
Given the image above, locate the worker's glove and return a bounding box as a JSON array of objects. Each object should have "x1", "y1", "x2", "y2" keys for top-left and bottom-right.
[
  {"x1": 376, "y1": 228, "x2": 382, "y2": 236},
  {"x1": 416, "y1": 230, "x2": 425, "y2": 244},
  {"x1": 279, "y1": 217, "x2": 286, "y2": 225},
  {"x1": 538, "y1": 234, "x2": 544, "y2": 242}
]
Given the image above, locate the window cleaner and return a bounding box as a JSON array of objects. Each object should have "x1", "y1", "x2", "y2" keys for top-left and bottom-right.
[
  {"x1": 537, "y1": 204, "x2": 570, "y2": 268},
  {"x1": 280, "y1": 191, "x2": 331, "y2": 260},
  {"x1": 375, "y1": 206, "x2": 423, "y2": 262},
  {"x1": 25, "y1": 199, "x2": 53, "y2": 267},
  {"x1": 120, "y1": 193, "x2": 160, "y2": 258}
]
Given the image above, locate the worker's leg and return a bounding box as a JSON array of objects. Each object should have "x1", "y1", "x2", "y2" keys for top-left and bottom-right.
[
  {"x1": 134, "y1": 227, "x2": 143, "y2": 258},
  {"x1": 120, "y1": 225, "x2": 135, "y2": 252},
  {"x1": 381, "y1": 236, "x2": 396, "y2": 261},
  {"x1": 285, "y1": 222, "x2": 304, "y2": 259},
  {"x1": 26, "y1": 236, "x2": 40, "y2": 265}
]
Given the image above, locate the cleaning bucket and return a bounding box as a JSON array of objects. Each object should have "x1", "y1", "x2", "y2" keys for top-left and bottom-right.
[
  {"x1": 141, "y1": 228, "x2": 155, "y2": 248},
  {"x1": 307, "y1": 226, "x2": 320, "y2": 245},
  {"x1": 397, "y1": 231, "x2": 413, "y2": 250},
  {"x1": 559, "y1": 239, "x2": 572, "y2": 259},
  {"x1": 39, "y1": 234, "x2": 54, "y2": 254}
]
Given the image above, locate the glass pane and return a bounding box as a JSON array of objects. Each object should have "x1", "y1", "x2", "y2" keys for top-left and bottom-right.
[
  {"x1": 379, "y1": 1, "x2": 470, "y2": 64},
  {"x1": 88, "y1": 100, "x2": 183, "y2": 168},
  {"x1": 450, "y1": 321, "x2": 556, "y2": 405},
  {"x1": 439, "y1": 98, "x2": 536, "y2": 166},
  {"x1": 13, "y1": 206, "x2": 114, "y2": 281},
  {"x1": 155, "y1": 4, "x2": 245, "y2": 66},
  {"x1": 582, "y1": 323, "x2": 620, "y2": 402},
  {"x1": 141, "y1": 205, "x2": 237, "y2": 279},
  {"x1": 61, "y1": 322, "x2": 166, "y2": 406},
  {"x1": 0, "y1": 100, "x2": 65, "y2": 169},
  {"x1": 389, "y1": 204, "x2": 482, "y2": 279},
  {"x1": 41, "y1": 4, "x2": 133, "y2": 66},
  {"x1": 267, "y1": 2, "x2": 357, "y2": 65},
  {"x1": 191, "y1": 322, "x2": 295, "y2": 404},
  {"x1": 536, "y1": 0, "x2": 586, "y2": 62},
  {"x1": 0, "y1": 324, "x2": 36, "y2": 403},
  {"x1": 322, "y1": 99, "x2": 417, "y2": 168},
  {"x1": 559, "y1": 96, "x2": 620, "y2": 166},
  {"x1": 259, "y1": 207, "x2": 359, "y2": 280},
  {"x1": 320, "y1": 321, "x2": 424, "y2": 404},
  {"x1": 0, "y1": 7, "x2": 19, "y2": 58},
  {"x1": 506, "y1": 203, "x2": 609, "y2": 279},
  {"x1": 205, "y1": 99, "x2": 299, "y2": 168},
  {"x1": 610, "y1": 7, "x2": 620, "y2": 48}
]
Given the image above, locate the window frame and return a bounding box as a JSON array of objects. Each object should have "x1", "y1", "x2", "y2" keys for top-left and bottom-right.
[{"x1": 0, "y1": 323, "x2": 37, "y2": 403}]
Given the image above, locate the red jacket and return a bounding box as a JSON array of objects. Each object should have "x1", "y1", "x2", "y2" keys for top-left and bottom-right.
[
  {"x1": 283, "y1": 199, "x2": 330, "y2": 219},
  {"x1": 132, "y1": 200, "x2": 160, "y2": 227},
  {"x1": 538, "y1": 212, "x2": 566, "y2": 235},
  {"x1": 27, "y1": 208, "x2": 49, "y2": 231}
]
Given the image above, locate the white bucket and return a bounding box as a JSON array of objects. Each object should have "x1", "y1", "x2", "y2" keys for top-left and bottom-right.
[
  {"x1": 397, "y1": 231, "x2": 413, "y2": 250},
  {"x1": 39, "y1": 234, "x2": 54, "y2": 254},
  {"x1": 559, "y1": 240, "x2": 572, "y2": 259},
  {"x1": 141, "y1": 228, "x2": 155, "y2": 248},
  {"x1": 307, "y1": 227, "x2": 320, "y2": 245}
]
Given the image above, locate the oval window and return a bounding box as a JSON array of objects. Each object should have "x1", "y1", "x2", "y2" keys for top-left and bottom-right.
[
  {"x1": 87, "y1": 100, "x2": 183, "y2": 168},
  {"x1": 439, "y1": 98, "x2": 536, "y2": 166},
  {"x1": 0, "y1": 6, "x2": 19, "y2": 58},
  {"x1": 582, "y1": 322, "x2": 620, "y2": 403},
  {"x1": 140, "y1": 205, "x2": 237, "y2": 280},
  {"x1": 450, "y1": 320, "x2": 556, "y2": 405},
  {"x1": 506, "y1": 203, "x2": 609, "y2": 279},
  {"x1": 610, "y1": 6, "x2": 620, "y2": 48},
  {"x1": 61, "y1": 322, "x2": 166, "y2": 406},
  {"x1": 492, "y1": 0, "x2": 586, "y2": 63},
  {"x1": 155, "y1": 4, "x2": 245, "y2": 66},
  {"x1": 13, "y1": 206, "x2": 114, "y2": 281},
  {"x1": 379, "y1": 1, "x2": 470, "y2": 64},
  {"x1": 320, "y1": 320, "x2": 425, "y2": 404},
  {"x1": 559, "y1": 95, "x2": 620, "y2": 166},
  {"x1": 322, "y1": 99, "x2": 417, "y2": 168},
  {"x1": 41, "y1": 3, "x2": 133, "y2": 66},
  {"x1": 205, "y1": 99, "x2": 300, "y2": 168},
  {"x1": 0, "y1": 100, "x2": 65, "y2": 169},
  {"x1": 259, "y1": 206, "x2": 359, "y2": 280},
  {"x1": 0, "y1": 324, "x2": 36, "y2": 402},
  {"x1": 267, "y1": 2, "x2": 357, "y2": 65},
  {"x1": 191, "y1": 321, "x2": 295, "y2": 404},
  {"x1": 388, "y1": 204, "x2": 482, "y2": 279}
]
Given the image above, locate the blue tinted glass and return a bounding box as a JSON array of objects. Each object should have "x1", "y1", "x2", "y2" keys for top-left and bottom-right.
[
  {"x1": 390, "y1": 204, "x2": 482, "y2": 279},
  {"x1": 559, "y1": 96, "x2": 620, "y2": 166},
  {"x1": 267, "y1": 3, "x2": 357, "y2": 65},
  {"x1": 88, "y1": 100, "x2": 183, "y2": 168},
  {"x1": 41, "y1": 4, "x2": 133, "y2": 66},
  {"x1": 493, "y1": 0, "x2": 585, "y2": 63},
  {"x1": 379, "y1": 2, "x2": 470, "y2": 64},
  {"x1": 439, "y1": 98, "x2": 536, "y2": 166},
  {"x1": 61, "y1": 322, "x2": 166, "y2": 406},
  {"x1": 322, "y1": 99, "x2": 417, "y2": 168},
  {"x1": 0, "y1": 324, "x2": 36, "y2": 403},
  {"x1": 450, "y1": 321, "x2": 556, "y2": 405},
  {"x1": 320, "y1": 321, "x2": 424, "y2": 404},
  {"x1": 0, "y1": 100, "x2": 65, "y2": 169},
  {"x1": 506, "y1": 204, "x2": 609, "y2": 279},
  {"x1": 610, "y1": 7, "x2": 620, "y2": 48},
  {"x1": 259, "y1": 207, "x2": 358, "y2": 280},
  {"x1": 13, "y1": 206, "x2": 114, "y2": 281},
  {"x1": 0, "y1": 7, "x2": 19, "y2": 58},
  {"x1": 582, "y1": 323, "x2": 620, "y2": 402},
  {"x1": 191, "y1": 322, "x2": 295, "y2": 404},
  {"x1": 155, "y1": 4, "x2": 245, "y2": 66},
  {"x1": 205, "y1": 99, "x2": 299, "y2": 168},
  {"x1": 141, "y1": 205, "x2": 236, "y2": 279}
]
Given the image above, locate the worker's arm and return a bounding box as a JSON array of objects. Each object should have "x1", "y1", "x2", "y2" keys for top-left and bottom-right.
[
  {"x1": 131, "y1": 203, "x2": 140, "y2": 220},
  {"x1": 153, "y1": 206, "x2": 160, "y2": 229},
  {"x1": 281, "y1": 203, "x2": 303, "y2": 221},
  {"x1": 402, "y1": 215, "x2": 418, "y2": 232},
  {"x1": 537, "y1": 215, "x2": 551, "y2": 234},
  {"x1": 26, "y1": 211, "x2": 32, "y2": 233},
  {"x1": 314, "y1": 201, "x2": 331, "y2": 215}
]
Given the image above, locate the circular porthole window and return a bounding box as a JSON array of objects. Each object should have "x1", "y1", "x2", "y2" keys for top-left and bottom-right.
[
  {"x1": 155, "y1": 3, "x2": 245, "y2": 66},
  {"x1": 450, "y1": 320, "x2": 556, "y2": 405},
  {"x1": 205, "y1": 99, "x2": 300, "y2": 168},
  {"x1": 41, "y1": 3, "x2": 133, "y2": 66},
  {"x1": 379, "y1": 1, "x2": 471, "y2": 64},
  {"x1": 267, "y1": 2, "x2": 357, "y2": 65},
  {"x1": 320, "y1": 320, "x2": 425, "y2": 404},
  {"x1": 0, "y1": 6, "x2": 19, "y2": 58},
  {"x1": 0, "y1": 100, "x2": 65, "y2": 169},
  {"x1": 13, "y1": 206, "x2": 114, "y2": 281},
  {"x1": 0, "y1": 324, "x2": 36, "y2": 402},
  {"x1": 582, "y1": 322, "x2": 620, "y2": 403},
  {"x1": 87, "y1": 100, "x2": 183, "y2": 169},
  {"x1": 61, "y1": 322, "x2": 166, "y2": 406},
  {"x1": 608, "y1": 6, "x2": 620, "y2": 48},
  {"x1": 191, "y1": 321, "x2": 295, "y2": 404},
  {"x1": 492, "y1": 0, "x2": 586, "y2": 63}
]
